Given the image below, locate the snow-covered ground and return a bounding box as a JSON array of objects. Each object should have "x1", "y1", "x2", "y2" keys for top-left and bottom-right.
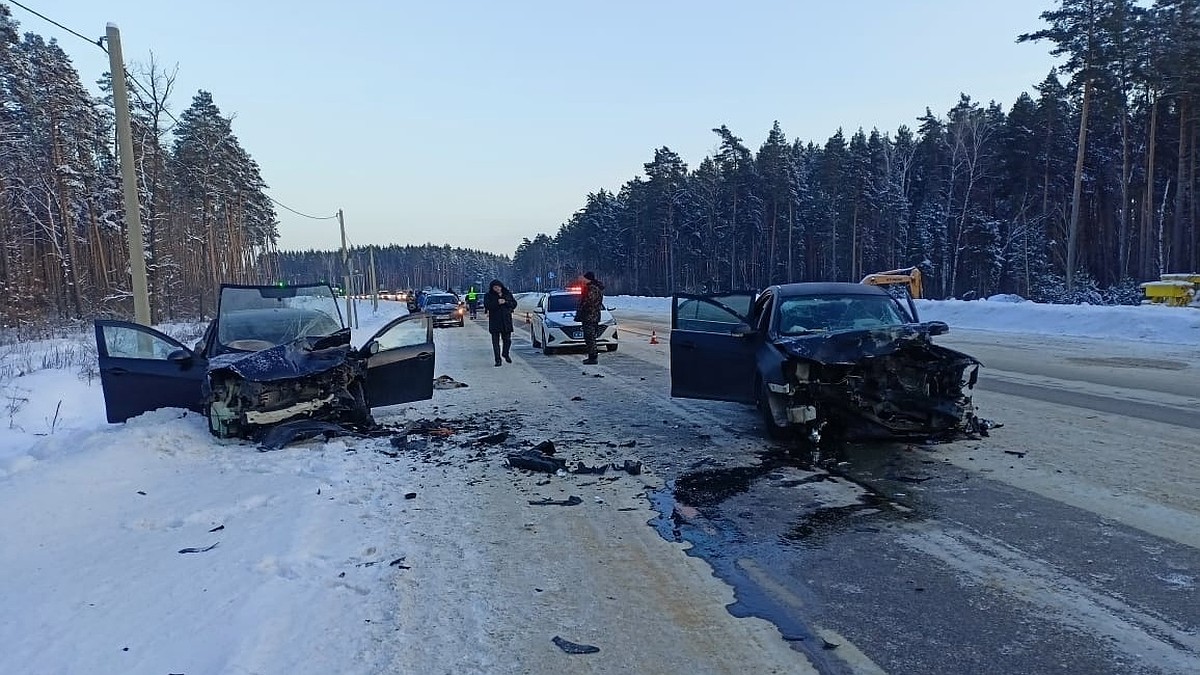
[{"x1": 1, "y1": 295, "x2": 1198, "y2": 674}]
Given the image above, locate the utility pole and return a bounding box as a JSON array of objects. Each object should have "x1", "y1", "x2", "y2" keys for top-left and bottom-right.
[
  {"x1": 107, "y1": 24, "x2": 151, "y2": 326},
  {"x1": 338, "y1": 208, "x2": 356, "y2": 328},
  {"x1": 369, "y1": 247, "x2": 378, "y2": 313}
]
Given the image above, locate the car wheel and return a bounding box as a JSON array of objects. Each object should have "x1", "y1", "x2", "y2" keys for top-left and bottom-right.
[
  {"x1": 758, "y1": 380, "x2": 792, "y2": 440},
  {"x1": 605, "y1": 344, "x2": 618, "y2": 352},
  {"x1": 531, "y1": 327, "x2": 540, "y2": 348}
]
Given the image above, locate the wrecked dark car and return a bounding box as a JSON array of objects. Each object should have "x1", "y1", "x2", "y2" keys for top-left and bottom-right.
[
  {"x1": 94, "y1": 283, "x2": 435, "y2": 441},
  {"x1": 670, "y1": 283, "x2": 980, "y2": 445}
]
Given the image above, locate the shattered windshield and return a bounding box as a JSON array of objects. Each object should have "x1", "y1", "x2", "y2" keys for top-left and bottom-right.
[
  {"x1": 777, "y1": 294, "x2": 907, "y2": 335},
  {"x1": 217, "y1": 285, "x2": 345, "y2": 349}
]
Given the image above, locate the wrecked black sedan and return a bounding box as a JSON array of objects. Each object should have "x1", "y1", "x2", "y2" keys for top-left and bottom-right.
[
  {"x1": 94, "y1": 283, "x2": 434, "y2": 441},
  {"x1": 670, "y1": 283, "x2": 980, "y2": 445}
]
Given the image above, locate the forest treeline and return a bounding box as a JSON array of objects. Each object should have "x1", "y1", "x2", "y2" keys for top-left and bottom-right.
[
  {"x1": 510, "y1": 0, "x2": 1200, "y2": 303},
  {"x1": 272, "y1": 244, "x2": 512, "y2": 295},
  {"x1": 0, "y1": 4, "x2": 277, "y2": 331}
]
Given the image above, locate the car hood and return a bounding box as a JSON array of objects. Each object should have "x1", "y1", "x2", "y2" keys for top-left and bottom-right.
[
  {"x1": 208, "y1": 329, "x2": 356, "y2": 382},
  {"x1": 774, "y1": 324, "x2": 979, "y2": 366}
]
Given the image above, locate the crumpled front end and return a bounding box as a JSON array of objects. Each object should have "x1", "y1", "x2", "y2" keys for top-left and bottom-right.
[
  {"x1": 204, "y1": 334, "x2": 373, "y2": 440},
  {"x1": 772, "y1": 325, "x2": 981, "y2": 441}
]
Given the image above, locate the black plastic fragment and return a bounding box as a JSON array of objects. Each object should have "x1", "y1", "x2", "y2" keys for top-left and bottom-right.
[
  {"x1": 476, "y1": 431, "x2": 509, "y2": 445},
  {"x1": 572, "y1": 462, "x2": 609, "y2": 475},
  {"x1": 178, "y1": 542, "x2": 219, "y2": 554},
  {"x1": 532, "y1": 440, "x2": 556, "y2": 455},
  {"x1": 615, "y1": 459, "x2": 642, "y2": 475},
  {"x1": 552, "y1": 635, "x2": 599, "y2": 654},
  {"x1": 507, "y1": 449, "x2": 567, "y2": 473},
  {"x1": 208, "y1": 524, "x2": 225, "y2": 533},
  {"x1": 405, "y1": 492, "x2": 417, "y2": 499},
  {"x1": 529, "y1": 495, "x2": 582, "y2": 506}
]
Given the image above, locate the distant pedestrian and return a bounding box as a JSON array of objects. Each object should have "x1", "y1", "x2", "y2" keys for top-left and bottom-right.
[
  {"x1": 483, "y1": 279, "x2": 517, "y2": 366},
  {"x1": 465, "y1": 286, "x2": 479, "y2": 319},
  {"x1": 575, "y1": 271, "x2": 605, "y2": 365}
]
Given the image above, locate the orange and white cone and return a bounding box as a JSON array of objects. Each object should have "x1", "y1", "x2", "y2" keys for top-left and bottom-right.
[{"x1": 649, "y1": 330, "x2": 659, "y2": 345}]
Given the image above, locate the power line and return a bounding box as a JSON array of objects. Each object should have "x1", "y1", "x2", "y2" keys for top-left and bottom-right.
[
  {"x1": 9, "y1": 1, "x2": 106, "y2": 50},
  {"x1": 10, "y1": 2, "x2": 340, "y2": 226},
  {"x1": 267, "y1": 194, "x2": 339, "y2": 220}
]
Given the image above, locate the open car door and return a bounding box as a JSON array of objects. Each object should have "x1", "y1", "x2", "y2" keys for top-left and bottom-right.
[
  {"x1": 669, "y1": 292, "x2": 758, "y2": 403},
  {"x1": 94, "y1": 320, "x2": 207, "y2": 423},
  {"x1": 362, "y1": 313, "x2": 435, "y2": 408}
]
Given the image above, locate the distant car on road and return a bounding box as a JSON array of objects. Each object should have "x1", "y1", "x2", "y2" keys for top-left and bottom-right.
[
  {"x1": 670, "y1": 282, "x2": 980, "y2": 445},
  {"x1": 93, "y1": 283, "x2": 435, "y2": 441},
  {"x1": 422, "y1": 291, "x2": 466, "y2": 327},
  {"x1": 529, "y1": 288, "x2": 618, "y2": 354}
]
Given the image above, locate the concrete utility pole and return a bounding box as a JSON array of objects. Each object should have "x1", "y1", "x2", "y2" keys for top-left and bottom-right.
[
  {"x1": 338, "y1": 208, "x2": 356, "y2": 328},
  {"x1": 369, "y1": 247, "x2": 378, "y2": 313},
  {"x1": 106, "y1": 23, "x2": 151, "y2": 326}
]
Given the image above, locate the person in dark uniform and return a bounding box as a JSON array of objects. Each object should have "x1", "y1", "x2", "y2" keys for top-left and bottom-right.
[
  {"x1": 575, "y1": 271, "x2": 605, "y2": 365},
  {"x1": 483, "y1": 279, "x2": 517, "y2": 366}
]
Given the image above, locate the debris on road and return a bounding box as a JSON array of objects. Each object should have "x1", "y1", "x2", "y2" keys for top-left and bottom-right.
[
  {"x1": 507, "y1": 448, "x2": 568, "y2": 473},
  {"x1": 529, "y1": 496, "x2": 583, "y2": 506},
  {"x1": 178, "y1": 542, "x2": 219, "y2": 554},
  {"x1": 474, "y1": 430, "x2": 509, "y2": 445},
  {"x1": 552, "y1": 636, "x2": 600, "y2": 654},
  {"x1": 433, "y1": 375, "x2": 468, "y2": 389}
]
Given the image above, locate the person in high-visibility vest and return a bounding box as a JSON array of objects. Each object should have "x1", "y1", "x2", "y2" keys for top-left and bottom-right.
[{"x1": 465, "y1": 286, "x2": 479, "y2": 319}]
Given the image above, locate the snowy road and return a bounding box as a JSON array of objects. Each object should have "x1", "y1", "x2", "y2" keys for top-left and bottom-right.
[{"x1": 2, "y1": 299, "x2": 1198, "y2": 674}]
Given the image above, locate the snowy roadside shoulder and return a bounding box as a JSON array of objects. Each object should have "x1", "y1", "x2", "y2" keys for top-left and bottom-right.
[{"x1": 917, "y1": 297, "x2": 1200, "y2": 345}]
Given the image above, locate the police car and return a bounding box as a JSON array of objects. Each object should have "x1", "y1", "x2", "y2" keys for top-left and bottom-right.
[{"x1": 529, "y1": 288, "x2": 618, "y2": 354}]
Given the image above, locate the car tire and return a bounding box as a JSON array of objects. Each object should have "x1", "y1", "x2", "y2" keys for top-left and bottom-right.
[
  {"x1": 605, "y1": 344, "x2": 618, "y2": 352},
  {"x1": 531, "y1": 327, "x2": 540, "y2": 348}
]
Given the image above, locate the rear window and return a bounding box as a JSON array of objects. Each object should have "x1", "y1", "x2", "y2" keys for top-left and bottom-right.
[{"x1": 546, "y1": 294, "x2": 580, "y2": 313}]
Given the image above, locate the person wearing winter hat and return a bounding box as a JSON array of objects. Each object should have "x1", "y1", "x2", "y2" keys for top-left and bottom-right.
[
  {"x1": 483, "y1": 279, "x2": 517, "y2": 366},
  {"x1": 574, "y1": 271, "x2": 605, "y2": 365}
]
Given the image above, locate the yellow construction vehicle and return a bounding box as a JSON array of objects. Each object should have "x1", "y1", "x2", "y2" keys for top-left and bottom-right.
[
  {"x1": 861, "y1": 267, "x2": 923, "y2": 299},
  {"x1": 1140, "y1": 273, "x2": 1200, "y2": 307}
]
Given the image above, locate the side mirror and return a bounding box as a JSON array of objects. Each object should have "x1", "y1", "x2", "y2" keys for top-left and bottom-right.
[
  {"x1": 364, "y1": 340, "x2": 381, "y2": 355},
  {"x1": 732, "y1": 323, "x2": 755, "y2": 337},
  {"x1": 193, "y1": 340, "x2": 205, "y2": 354},
  {"x1": 925, "y1": 321, "x2": 949, "y2": 336},
  {"x1": 167, "y1": 349, "x2": 193, "y2": 364}
]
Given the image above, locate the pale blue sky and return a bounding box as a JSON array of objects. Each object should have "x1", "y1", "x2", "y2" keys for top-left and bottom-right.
[{"x1": 31, "y1": 1, "x2": 1059, "y2": 256}]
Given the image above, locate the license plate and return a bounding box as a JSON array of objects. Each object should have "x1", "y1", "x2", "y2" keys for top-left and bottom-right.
[{"x1": 572, "y1": 331, "x2": 583, "y2": 339}]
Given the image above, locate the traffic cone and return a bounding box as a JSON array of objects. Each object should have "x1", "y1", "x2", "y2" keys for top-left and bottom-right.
[{"x1": 649, "y1": 330, "x2": 659, "y2": 345}]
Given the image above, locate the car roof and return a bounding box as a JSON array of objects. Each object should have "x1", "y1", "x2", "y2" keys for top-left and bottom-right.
[{"x1": 771, "y1": 282, "x2": 890, "y2": 298}]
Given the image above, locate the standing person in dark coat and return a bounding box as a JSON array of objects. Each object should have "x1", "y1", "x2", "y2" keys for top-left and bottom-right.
[
  {"x1": 483, "y1": 279, "x2": 517, "y2": 366},
  {"x1": 575, "y1": 271, "x2": 605, "y2": 365}
]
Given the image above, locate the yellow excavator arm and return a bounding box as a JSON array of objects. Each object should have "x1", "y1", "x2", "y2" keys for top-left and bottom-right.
[{"x1": 861, "y1": 267, "x2": 923, "y2": 299}]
